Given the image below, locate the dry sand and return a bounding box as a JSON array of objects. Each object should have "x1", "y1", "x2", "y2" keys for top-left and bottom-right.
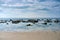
[{"x1": 0, "y1": 31, "x2": 60, "y2": 40}]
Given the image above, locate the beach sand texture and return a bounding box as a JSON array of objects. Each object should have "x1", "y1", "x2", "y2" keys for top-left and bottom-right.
[{"x1": 0, "y1": 31, "x2": 60, "y2": 40}]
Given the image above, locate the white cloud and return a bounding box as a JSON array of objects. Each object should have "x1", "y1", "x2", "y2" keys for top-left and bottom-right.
[{"x1": 0, "y1": 0, "x2": 60, "y2": 18}]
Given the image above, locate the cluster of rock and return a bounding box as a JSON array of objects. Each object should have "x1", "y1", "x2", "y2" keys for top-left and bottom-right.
[{"x1": 0, "y1": 18, "x2": 60, "y2": 26}]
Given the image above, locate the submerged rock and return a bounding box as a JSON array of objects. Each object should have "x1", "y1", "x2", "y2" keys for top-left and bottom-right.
[
  {"x1": 26, "y1": 24, "x2": 32, "y2": 26},
  {"x1": 44, "y1": 19, "x2": 52, "y2": 23},
  {"x1": 0, "y1": 20, "x2": 7, "y2": 23},
  {"x1": 12, "y1": 20, "x2": 21, "y2": 24},
  {"x1": 6, "y1": 23, "x2": 9, "y2": 25},
  {"x1": 42, "y1": 22, "x2": 47, "y2": 25},
  {"x1": 54, "y1": 19, "x2": 60, "y2": 23},
  {"x1": 49, "y1": 23, "x2": 52, "y2": 25}
]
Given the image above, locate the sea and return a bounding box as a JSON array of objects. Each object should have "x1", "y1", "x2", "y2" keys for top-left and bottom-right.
[{"x1": 0, "y1": 18, "x2": 60, "y2": 32}]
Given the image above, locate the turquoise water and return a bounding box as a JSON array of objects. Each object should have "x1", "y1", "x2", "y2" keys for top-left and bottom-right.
[{"x1": 0, "y1": 18, "x2": 60, "y2": 32}]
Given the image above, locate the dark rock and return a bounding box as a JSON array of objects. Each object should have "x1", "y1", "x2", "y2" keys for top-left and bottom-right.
[
  {"x1": 12, "y1": 20, "x2": 20, "y2": 24},
  {"x1": 6, "y1": 23, "x2": 8, "y2": 25},
  {"x1": 54, "y1": 19, "x2": 60, "y2": 23},
  {"x1": 42, "y1": 23, "x2": 47, "y2": 25},
  {"x1": 27, "y1": 19, "x2": 38, "y2": 24},
  {"x1": 10, "y1": 19, "x2": 12, "y2": 21},
  {"x1": 44, "y1": 19, "x2": 52, "y2": 23},
  {"x1": 26, "y1": 24, "x2": 32, "y2": 26},
  {"x1": 22, "y1": 20, "x2": 28, "y2": 23}
]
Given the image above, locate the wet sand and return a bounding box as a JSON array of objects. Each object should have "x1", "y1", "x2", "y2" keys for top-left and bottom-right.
[{"x1": 0, "y1": 31, "x2": 60, "y2": 40}]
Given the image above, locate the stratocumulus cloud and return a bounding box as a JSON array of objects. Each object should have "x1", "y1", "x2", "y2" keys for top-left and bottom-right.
[{"x1": 0, "y1": 0, "x2": 60, "y2": 18}]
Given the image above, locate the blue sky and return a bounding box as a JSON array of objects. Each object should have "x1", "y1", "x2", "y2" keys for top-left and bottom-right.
[{"x1": 0, "y1": 0, "x2": 60, "y2": 18}]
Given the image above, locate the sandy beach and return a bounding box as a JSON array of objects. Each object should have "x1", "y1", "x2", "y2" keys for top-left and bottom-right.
[{"x1": 0, "y1": 31, "x2": 60, "y2": 40}]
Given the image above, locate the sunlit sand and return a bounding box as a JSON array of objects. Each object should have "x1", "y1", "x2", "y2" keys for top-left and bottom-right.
[{"x1": 0, "y1": 31, "x2": 60, "y2": 40}]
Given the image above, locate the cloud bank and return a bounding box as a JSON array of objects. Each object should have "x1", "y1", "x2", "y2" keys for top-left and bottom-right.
[{"x1": 0, "y1": 0, "x2": 60, "y2": 18}]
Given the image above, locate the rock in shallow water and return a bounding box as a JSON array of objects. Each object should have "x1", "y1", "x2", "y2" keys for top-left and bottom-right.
[{"x1": 26, "y1": 24, "x2": 33, "y2": 26}]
